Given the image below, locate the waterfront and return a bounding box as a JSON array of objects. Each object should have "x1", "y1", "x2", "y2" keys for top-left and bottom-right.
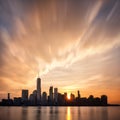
[{"x1": 0, "y1": 107, "x2": 120, "y2": 120}]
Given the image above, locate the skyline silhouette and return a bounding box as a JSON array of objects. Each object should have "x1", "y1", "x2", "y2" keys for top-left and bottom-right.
[{"x1": 0, "y1": 77, "x2": 109, "y2": 106}]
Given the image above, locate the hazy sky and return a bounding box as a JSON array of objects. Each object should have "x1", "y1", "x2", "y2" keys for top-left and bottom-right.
[{"x1": 0, "y1": 0, "x2": 120, "y2": 104}]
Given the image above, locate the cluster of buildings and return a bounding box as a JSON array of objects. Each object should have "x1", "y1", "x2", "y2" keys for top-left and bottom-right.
[{"x1": 0, "y1": 77, "x2": 108, "y2": 106}]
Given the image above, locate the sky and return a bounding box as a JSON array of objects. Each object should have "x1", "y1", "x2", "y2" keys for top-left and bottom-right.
[{"x1": 0, "y1": 0, "x2": 120, "y2": 104}]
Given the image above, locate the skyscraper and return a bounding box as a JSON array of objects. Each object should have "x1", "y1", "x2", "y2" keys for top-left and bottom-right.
[
  {"x1": 22, "y1": 89, "x2": 28, "y2": 103},
  {"x1": 8, "y1": 93, "x2": 10, "y2": 100},
  {"x1": 37, "y1": 77, "x2": 41, "y2": 105},
  {"x1": 77, "y1": 90, "x2": 81, "y2": 99},
  {"x1": 42, "y1": 92, "x2": 47, "y2": 105},
  {"x1": 54, "y1": 88, "x2": 58, "y2": 104},
  {"x1": 49, "y1": 86, "x2": 53, "y2": 102},
  {"x1": 29, "y1": 90, "x2": 37, "y2": 105}
]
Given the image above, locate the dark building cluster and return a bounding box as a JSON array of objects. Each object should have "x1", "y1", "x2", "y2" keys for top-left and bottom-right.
[{"x1": 0, "y1": 77, "x2": 108, "y2": 106}]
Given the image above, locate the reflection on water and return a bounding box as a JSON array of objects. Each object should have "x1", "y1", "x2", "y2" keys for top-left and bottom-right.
[
  {"x1": 36, "y1": 107, "x2": 41, "y2": 120},
  {"x1": 22, "y1": 107, "x2": 28, "y2": 120},
  {"x1": 67, "y1": 107, "x2": 71, "y2": 120},
  {"x1": 101, "y1": 107, "x2": 108, "y2": 120},
  {"x1": 0, "y1": 106, "x2": 120, "y2": 120}
]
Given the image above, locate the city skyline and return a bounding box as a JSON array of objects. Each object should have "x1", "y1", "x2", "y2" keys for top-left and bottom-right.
[
  {"x1": 0, "y1": 0, "x2": 120, "y2": 104},
  {"x1": 0, "y1": 77, "x2": 108, "y2": 106}
]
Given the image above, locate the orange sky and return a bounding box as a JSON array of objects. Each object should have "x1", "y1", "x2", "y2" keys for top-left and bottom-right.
[{"x1": 0, "y1": 0, "x2": 120, "y2": 104}]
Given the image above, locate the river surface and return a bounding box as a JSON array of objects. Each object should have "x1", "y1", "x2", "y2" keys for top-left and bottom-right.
[{"x1": 0, "y1": 106, "x2": 120, "y2": 120}]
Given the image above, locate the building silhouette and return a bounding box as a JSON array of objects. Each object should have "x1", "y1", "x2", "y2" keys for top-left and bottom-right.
[
  {"x1": 49, "y1": 86, "x2": 53, "y2": 104},
  {"x1": 22, "y1": 89, "x2": 28, "y2": 105},
  {"x1": 14, "y1": 97, "x2": 21, "y2": 106},
  {"x1": 42, "y1": 92, "x2": 47, "y2": 105},
  {"x1": 8, "y1": 93, "x2": 10, "y2": 100},
  {"x1": 37, "y1": 77, "x2": 41, "y2": 105},
  {"x1": 54, "y1": 88, "x2": 58, "y2": 104},
  {"x1": 77, "y1": 90, "x2": 81, "y2": 99},
  {"x1": 29, "y1": 90, "x2": 37, "y2": 105},
  {"x1": 101, "y1": 95, "x2": 107, "y2": 105}
]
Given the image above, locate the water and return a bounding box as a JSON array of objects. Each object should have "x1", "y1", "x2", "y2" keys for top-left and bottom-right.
[{"x1": 0, "y1": 106, "x2": 120, "y2": 120}]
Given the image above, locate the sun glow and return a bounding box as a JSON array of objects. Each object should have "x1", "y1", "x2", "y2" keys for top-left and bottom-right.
[{"x1": 67, "y1": 93, "x2": 71, "y2": 100}]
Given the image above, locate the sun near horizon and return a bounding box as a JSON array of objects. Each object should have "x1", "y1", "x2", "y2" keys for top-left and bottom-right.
[{"x1": 67, "y1": 93, "x2": 71, "y2": 100}]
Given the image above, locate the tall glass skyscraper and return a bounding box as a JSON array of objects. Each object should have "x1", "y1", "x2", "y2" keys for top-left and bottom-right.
[{"x1": 37, "y1": 77, "x2": 41, "y2": 105}]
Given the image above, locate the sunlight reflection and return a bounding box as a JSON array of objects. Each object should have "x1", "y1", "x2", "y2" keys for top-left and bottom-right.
[{"x1": 67, "y1": 107, "x2": 71, "y2": 120}]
